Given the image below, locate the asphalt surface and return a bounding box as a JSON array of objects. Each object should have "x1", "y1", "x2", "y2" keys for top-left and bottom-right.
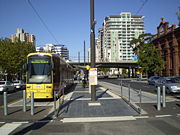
[
  {"x1": 0, "y1": 90, "x2": 23, "y2": 106},
  {"x1": 10, "y1": 116, "x2": 180, "y2": 135}
]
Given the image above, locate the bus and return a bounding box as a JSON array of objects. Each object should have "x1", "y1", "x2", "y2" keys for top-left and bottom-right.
[{"x1": 26, "y1": 53, "x2": 74, "y2": 99}]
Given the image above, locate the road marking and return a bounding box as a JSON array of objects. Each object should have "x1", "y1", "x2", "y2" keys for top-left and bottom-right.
[
  {"x1": 108, "y1": 89, "x2": 128, "y2": 99},
  {"x1": 61, "y1": 116, "x2": 136, "y2": 123},
  {"x1": 166, "y1": 96, "x2": 180, "y2": 102},
  {"x1": 0, "y1": 123, "x2": 22, "y2": 135},
  {"x1": 99, "y1": 87, "x2": 121, "y2": 99},
  {"x1": 64, "y1": 91, "x2": 74, "y2": 100},
  {"x1": 12, "y1": 121, "x2": 29, "y2": 124},
  {"x1": 155, "y1": 115, "x2": 172, "y2": 118},
  {"x1": 134, "y1": 116, "x2": 149, "y2": 119},
  {"x1": 0, "y1": 98, "x2": 23, "y2": 108},
  {"x1": 74, "y1": 91, "x2": 89, "y2": 93},
  {"x1": 88, "y1": 102, "x2": 101, "y2": 106}
]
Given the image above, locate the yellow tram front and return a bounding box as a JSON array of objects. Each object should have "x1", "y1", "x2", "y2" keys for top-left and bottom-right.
[{"x1": 26, "y1": 53, "x2": 54, "y2": 99}]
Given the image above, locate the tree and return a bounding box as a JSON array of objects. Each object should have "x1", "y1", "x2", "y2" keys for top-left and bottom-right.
[
  {"x1": 130, "y1": 33, "x2": 165, "y2": 77},
  {"x1": 0, "y1": 39, "x2": 35, "y2": 80},
  {"x1": 138, "y1": 43, "x2": 165, "y2": 76},
  {"x1": 130, "y1": 33, "x2": 152, "y2": 55},
  {"x1": 98, "y1": 68, "x2": 110, "y2": 75}
]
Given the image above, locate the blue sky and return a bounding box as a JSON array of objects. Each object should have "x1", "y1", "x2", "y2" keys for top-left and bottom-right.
[{"x1": 0, "y1": 0, "x2": 179, "y2": 60}]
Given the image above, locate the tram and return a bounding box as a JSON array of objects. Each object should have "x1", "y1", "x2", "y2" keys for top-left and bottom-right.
[{"x1": 26, "y1": 53, "x2": 74, "y2": 99}]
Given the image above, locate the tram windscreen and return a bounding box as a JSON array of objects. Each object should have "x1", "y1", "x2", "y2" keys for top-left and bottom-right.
[{"x1": 27, "y1": 55, "x2": 52, "y2": 83}]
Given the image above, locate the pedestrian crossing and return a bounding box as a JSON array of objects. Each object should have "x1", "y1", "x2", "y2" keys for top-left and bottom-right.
[{"x1": 0, "y1": 121, "x2": 29, "y2": 135}]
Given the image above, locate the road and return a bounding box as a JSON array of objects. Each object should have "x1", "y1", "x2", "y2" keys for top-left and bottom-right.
[
  {"x1": 0, "y1": 90, "x2": 23, "y2": 107},
  {"x1": 101, "y1": 78, "x2": 180, "y2": 100},
  {"x1": 102, "y1": 78, "x2": 155, "y2": 92}
]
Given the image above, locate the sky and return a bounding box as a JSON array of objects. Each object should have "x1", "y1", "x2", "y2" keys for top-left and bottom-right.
[{"x1": 0, "y1": 0, "x2": 179, "y2": 60}]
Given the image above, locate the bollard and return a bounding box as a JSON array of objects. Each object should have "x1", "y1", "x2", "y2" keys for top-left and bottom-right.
[
  {"x1": 31, "y1": 92, "x2": 34, "y2": 115},
  {"x1": 23, "y1": 90, "x2": 26, "y2": 112},
  {"x1": 162, "y1": 86, "x2": 166, "y2": 108},
  {"x1": 54, "y1": 91, "x2": 57, "y2": 116},
  {"x1": 120, "y1": 80, "x2": 123, "y2": 97},
  {"x1": 139, "y1": 89, "x2": 142, "y2": 114},
  {"x1": 128, "y1": 84, "x2": 130, "y2": 102},
  {"x1": 157, "y1": 87, "x2": 161, "y2": 111},
  {"x1": 3, "y1": 92, "x2": 8, "y2": 116}
]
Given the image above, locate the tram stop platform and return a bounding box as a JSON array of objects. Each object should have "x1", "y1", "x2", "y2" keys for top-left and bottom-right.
[
  {"x1": 0, "y1": 82, "x2": 139, "y2": 123},
  {"x1": 57, "y1": 82, "x2": 139, "y2": 122}
]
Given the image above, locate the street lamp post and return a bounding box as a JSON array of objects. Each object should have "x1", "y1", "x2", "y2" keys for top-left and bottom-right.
[{"x1": 90, "y1": 0, "x2": 96, "y2": 101}]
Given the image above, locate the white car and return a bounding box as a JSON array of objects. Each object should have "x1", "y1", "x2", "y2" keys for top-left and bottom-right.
[
  {"x1": 0, "y1": 81, "x2": 16, "y2": 94},
  {"x1": 155, "y1": 77, "x2": 180, "y2": 94},
  {"x1": 13, "y1": 80, "x2": 26, "y2": 90}
]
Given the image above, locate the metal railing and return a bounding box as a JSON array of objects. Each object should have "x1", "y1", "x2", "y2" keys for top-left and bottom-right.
[{"x1": 119, "y1": 80, "x2": 142, "y2": 114}]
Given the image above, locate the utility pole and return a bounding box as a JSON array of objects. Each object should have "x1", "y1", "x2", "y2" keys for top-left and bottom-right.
[
  {"x1": 84, "y1": 40, "x2": 86, "y2": 66},
  {"x1": 90, "y1": 0, "x2": 96, "y2": 101},
  {"x1": 78, "y1": 52, "x2": 80, "y2": 63}
]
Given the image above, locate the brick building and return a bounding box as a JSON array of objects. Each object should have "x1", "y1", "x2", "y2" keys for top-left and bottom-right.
[{"x1": 152, "y1": 19, "x2": 180, "y2": 76}]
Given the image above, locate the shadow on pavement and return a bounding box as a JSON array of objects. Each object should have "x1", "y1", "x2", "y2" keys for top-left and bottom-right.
[{"x1": 12, "y1": 83, "x2": 78, "y2": 135}]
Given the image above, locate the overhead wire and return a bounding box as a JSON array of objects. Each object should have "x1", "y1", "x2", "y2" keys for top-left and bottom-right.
[
  {"x1": 135, "y1": 0, "x2": 148, "y2": 15},
  {"x1": 27, "y1": 0, "x2": 60, "y2": 45}
]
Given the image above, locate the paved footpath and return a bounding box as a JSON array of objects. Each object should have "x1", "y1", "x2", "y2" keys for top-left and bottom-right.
[{"x1": 0, "y1": 82, "x2": 180, "y2": 135}]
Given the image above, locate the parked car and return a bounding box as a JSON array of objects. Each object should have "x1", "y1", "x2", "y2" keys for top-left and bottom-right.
[
  {"x1": 0, "y1": 81, "x2": 16, "y2": 94},
  {"x1": 155, "y1": 77, "x2": 180, "y2": 94},
  {"x1": 13, "y1": 80, "x2": 26, "y2": 90},
  {"x1": 154, "y1": 77, "x2": 168, "y2": 87},
  {"x1": 172, "y1": 76, "x2": 180, "y2": 81},
  {"x1": 148, "y1": 76, "x2": 160, "y2": 85}
]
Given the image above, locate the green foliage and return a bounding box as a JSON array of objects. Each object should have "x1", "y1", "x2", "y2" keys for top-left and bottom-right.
[
  {"x1": 138, "y1": 43, "x2": 165, "y2": 73},
  {"x1": 0, "y1": 39, "x2": 35, "y2": 75},
  {"x1": 39, "y1": 47, "x2": 45, "y2": 52},
  {"x1": 130, "y1": 33, "x2": 152, "y2": 54},
  {"x1": 122, "y1": 68, "x2": 127, "y2": 75},
  {"x1": 130, "y1": 33, "x2": 165, "y2": 75},
  {"x1": 98, "y1": 68, "x2": 110, "y2": 75}
]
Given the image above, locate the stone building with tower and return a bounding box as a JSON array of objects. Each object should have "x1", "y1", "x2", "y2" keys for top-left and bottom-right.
[{"x1": 152, "y1": 18, "x2": 180, "y2": 76}]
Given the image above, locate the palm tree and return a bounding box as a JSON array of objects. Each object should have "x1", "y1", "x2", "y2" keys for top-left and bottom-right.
[{"x1": 130, "y1": 33, "x2": 152, "y2": 55}]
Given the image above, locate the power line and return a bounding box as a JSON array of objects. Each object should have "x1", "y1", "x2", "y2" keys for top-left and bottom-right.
[
  {"x1": 135, "y1": 0, "x2": 148, "y2": 15},
  {"x1": 27, "y1": 0, "x2": 60, "y2": 45}
]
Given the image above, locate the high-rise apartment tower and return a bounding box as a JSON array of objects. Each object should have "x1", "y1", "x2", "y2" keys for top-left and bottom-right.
[
  {"x1": 97, "y1": 12, "x2": 145, "y2": 62},
  {"x1": 11, "y1": 28, "x2": 36, "y2": 45}
]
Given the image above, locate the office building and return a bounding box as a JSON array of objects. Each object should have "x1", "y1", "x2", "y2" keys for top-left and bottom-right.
[
  {"x1": 37, "y1": 44, "x2": 69, "y2": 60},
  {"x1": 11, "y1": 28, "x2": 35, "y2": 45},
  {"x1": 54, "y1": 44, "x2": 69, "y2": 60}
]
